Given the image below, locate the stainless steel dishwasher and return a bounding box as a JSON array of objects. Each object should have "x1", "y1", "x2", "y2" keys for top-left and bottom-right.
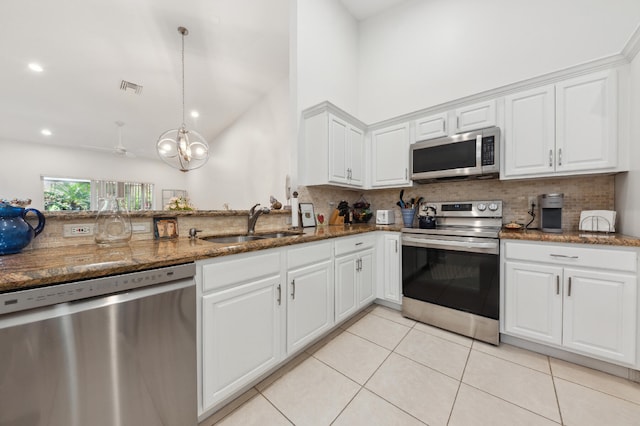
[{"x1": 0, "y1": 262, "x2": 196, "y2": 426}]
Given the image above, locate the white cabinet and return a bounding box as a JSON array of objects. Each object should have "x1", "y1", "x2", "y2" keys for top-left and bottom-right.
[
  {"x1": 504, "y1": 261, "x2": 563, "y2": 345},
  {"x1": 329, "y1": 114, "x2": 364, "y2": 186},
  {"x1": 412, "y1": 100, "x2": 497, "y2": 143},
  {"x1": 286, "y1": 242, "x2": 334, "y2": 354},
  {"x1": 378, "y1": 233, "x2": 402, "y2": 304},
  {"x1": 455, "y1": 100, "x2": 497, "y2": 133},
  {"x1": 414, "y1": 112, "x2": 448, "y2": 142},
  {"x1": 199, "y1": 251, "x2": 283, "y2": 412},
  {"x1": 335, "y1": 235, "x2": 376, "y2": 322},
  {"x1": 503, "y1": 70, "x2": 618, "y2": 178},
  {"x1": 301, "y1": 104, "x2": 366, "y2": 189},
  {"x1": 503, "y1": 85, "x2": 556, "y2": 177},
  {"x1": 370, "y1": 122, "x2": 411, "y2": 188},
  {"x1": 555, "y1": 70, "x2": 617, "y2": 173},
  {"x1": 502, "y1": 241, "x2": 637, "y2": 366}
]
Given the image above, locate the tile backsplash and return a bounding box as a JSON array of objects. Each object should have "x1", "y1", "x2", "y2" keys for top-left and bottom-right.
[{"x1": 298, "y1": 174, "x2": 615, "y2": 231}]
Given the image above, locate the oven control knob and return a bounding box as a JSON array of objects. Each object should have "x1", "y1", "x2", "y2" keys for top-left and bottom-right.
[
  {"x1": 477, "y1": 203, "x2": 487, "y2": 211},
  {"x1": 488, "y1": 203, "x2": 499, "y2": 211}
]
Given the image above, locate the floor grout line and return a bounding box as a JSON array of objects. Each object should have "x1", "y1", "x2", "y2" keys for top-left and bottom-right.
[{"x1": 209, "y1": 309, "x2": 640, "y2": 425}]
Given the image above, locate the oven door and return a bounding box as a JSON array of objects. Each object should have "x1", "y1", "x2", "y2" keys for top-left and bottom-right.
[{"x1": 402, "y1": 234, "x2": 499, "y2": 320}]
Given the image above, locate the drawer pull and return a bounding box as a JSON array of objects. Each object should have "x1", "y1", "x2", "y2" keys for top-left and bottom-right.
[
  {"x1": 567, "y1": 277, "x2": 572, "y2": 297},
  {"x1": 550, "y1": 254, "x2": 579, "y2": 259},
  {"x1": 355, "y1": 242, "x2": 363, "y2": 246},
  {"x1": 556, "y1": 276, "x2": 560, "y2": 295},
  {"x1": 291, "y1": 280, "x2": 296, "y2": 300},
  {"x1": 277, "y1": 284, "x2": 282, "y2": 305}
]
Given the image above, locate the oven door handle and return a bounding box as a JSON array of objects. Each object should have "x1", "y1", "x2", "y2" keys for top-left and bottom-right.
[{"x1": 402, "y1": 236, "x2": 499, "y2": 253}]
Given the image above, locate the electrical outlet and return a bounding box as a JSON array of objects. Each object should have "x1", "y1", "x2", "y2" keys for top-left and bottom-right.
[
  {"x1": 131, "y1": 222, "x2": 150, "y2": 233},
  {"x1": 63, "y1": 224, "x2": 94, "y2": 237},
  {"x1": 528, "y1": 196, "x2": 537, "y2": 207}
]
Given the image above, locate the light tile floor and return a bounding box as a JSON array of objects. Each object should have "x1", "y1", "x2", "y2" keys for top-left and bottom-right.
[{"x1": 208, "y1": 305, "x2": 640, "y2": 426}]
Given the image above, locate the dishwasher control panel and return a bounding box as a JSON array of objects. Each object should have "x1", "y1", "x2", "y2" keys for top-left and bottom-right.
[{"x1": 0, "y1": 262, "x2": 195, "y2": 315}]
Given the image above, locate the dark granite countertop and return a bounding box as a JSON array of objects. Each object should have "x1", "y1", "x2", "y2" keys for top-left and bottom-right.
[
  {"x1": 0, "y1": 224, "x2": 401, "y2": 292},
  {"x1": 499, "y1": 228, "x2": 640, "y2": 247}
]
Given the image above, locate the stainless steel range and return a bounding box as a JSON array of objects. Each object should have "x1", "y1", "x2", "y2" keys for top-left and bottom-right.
[{"x1": 402, "y1": 200, "x2": 502, "y2": 345}]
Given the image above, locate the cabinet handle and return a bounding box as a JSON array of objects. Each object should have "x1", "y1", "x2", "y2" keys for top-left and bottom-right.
[
  {"x1": 277, "y1": 284, "x2": 282, "y2": 305},
  {"x1": 291, "y1": 279, "x2": 295, "y2": 300},
  {"x1": 395, "y1": 240, "x2": 398, "y2": 253},
  {"x1": 355, "y1": 242, "x2": 363, "y2": 246},
  {"x1": 442, "y1": 120, "x2": 445, "y2": 132},
  {"x1": 456, "y1": 116, "x2": 460, "y2": 130},
  {"x1": 359, "y1": 258, "x2": 362, "y2": 271},
  {"x1": 550, "y1": 254, "x2": 579, "y2": 259},
  {"x1": 549, "y1": 149, "x2": 553, "y2": 167},
  {"x1": 556, "y1": 276, "x2": 560, "y2": 295},
  {"x1": 558, "y1": 148, "x2": 562, "y2": 166},
  {"x1": 567, "y1": 277, "x2": 572, "y2": 297}
]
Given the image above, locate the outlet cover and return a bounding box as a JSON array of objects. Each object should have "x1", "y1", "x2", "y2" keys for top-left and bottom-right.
[
  {"x1": 63, "y1": 224, "x2": 94, "y2": 237},
  {"x1": 131, "y1": 222, "x2": 150, "y2": 233}
]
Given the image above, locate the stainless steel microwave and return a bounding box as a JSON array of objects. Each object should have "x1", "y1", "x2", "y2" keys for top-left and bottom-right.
[{"x1": 411, "y1": 127, "x2": 500, "y2": 182}]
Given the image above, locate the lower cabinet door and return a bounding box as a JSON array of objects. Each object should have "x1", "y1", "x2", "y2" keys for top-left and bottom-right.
[
  {"x1": 358, "y1": 249, "x2": 376, "y2": 307},
  {"x1": 382, "y1": 234, "x2": 401, "y2": 303},
  {"x1": 201, "y1": 276, "x2": 281, "y2": 410},
  {"x1": 504, "y1": 261, "x2": 563, "y2": 345},
  {"x1": 335, "y1": 254, "x2": 358, "y2": 323},
  {"x1": 287, "y1": 260, "x2": 334, "y2": 354},
  {"x1": 562, "y1": 268, "x2": 637, "y2": 364}
]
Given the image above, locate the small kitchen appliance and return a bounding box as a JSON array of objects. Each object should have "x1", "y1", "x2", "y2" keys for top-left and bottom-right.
[
  {"x1": 411, "y1": 127, "x2": 500, "y2": 182},
  {"x1": 539, "y1": 193, "x2": 564, "y2": 233},
  {"x1": 376, "y1": 210, "x2": 395, "y2": 225}
]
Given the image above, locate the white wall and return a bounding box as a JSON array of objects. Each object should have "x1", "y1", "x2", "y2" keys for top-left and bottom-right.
[
  {"x1": 0, "y1": 142, "x2": 188, "y2": 211},
  {"x1": 295, "y1": 0, "x2": 359, "y2": 114},
  {"x1": 615, "y1": 51, "x2": 640, "y2": 237},
  {"x1": 186, "y1": 79, "x2": 290, "y2": 210},
  {"x1": 357, "y1": 0, "x2": 640, "y2": 123}
]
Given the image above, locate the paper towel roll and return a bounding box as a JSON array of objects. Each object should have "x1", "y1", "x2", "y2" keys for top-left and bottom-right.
[{"x1": 291, "y1": 196, "x2": 299, "y2": 228}]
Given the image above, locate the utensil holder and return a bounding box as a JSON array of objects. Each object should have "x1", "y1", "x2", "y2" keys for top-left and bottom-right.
[{"x1": 401, "y1": 208, "x2": 415, "y2": 228}]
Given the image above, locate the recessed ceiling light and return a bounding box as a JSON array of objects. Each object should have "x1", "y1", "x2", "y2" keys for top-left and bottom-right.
[
  {"x1": 41, "y1": 129, "x2": 52, "y2": 136},
  {"x1": 28, "y1": 63, "x2": 44, "y2": 73},
  {"x1": 190, "y1": 110, "x2": 200, "y2": 118}
]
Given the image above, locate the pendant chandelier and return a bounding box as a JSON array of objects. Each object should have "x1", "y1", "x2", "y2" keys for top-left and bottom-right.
[{"x1": 157, "y1": 26, "x2": 209, "y2": 172}]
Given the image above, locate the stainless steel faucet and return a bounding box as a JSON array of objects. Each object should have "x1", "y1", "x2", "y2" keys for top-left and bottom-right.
[{"x1": 248, "y1": 203, "x2": 270, "y2": 234}]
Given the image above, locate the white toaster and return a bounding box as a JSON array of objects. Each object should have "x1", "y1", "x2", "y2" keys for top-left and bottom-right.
[{"x1": 376, "y1": 210, "x2": 395, "y2": 225}]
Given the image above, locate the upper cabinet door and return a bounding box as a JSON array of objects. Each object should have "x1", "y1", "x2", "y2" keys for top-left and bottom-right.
[
  {"x1": 348, "y1": 126, "x2": 365, "y2": 186},
  {"x1": 503, "y1": 85, "x2": 556, "y2": 177},
  {"x1": 328, "y1": 114, "x2": 349, "y2": 184},
  {"x1": 370, "y1": 122, "x2": 411, "y2": 188},
  {"x1": 414, "y1": 112, "x2": 448, "y2": 141},
  {"x1": 555, "y1": 70, "x2": 617, "y2": 173},
  {"x1": 455, "y1": 100, "x2": 497, "y2": 133}
]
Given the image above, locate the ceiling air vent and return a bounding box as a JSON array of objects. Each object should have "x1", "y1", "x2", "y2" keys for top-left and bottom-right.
[{"x1": 120, "y1": 80, "x2": 143, "y2": 95}]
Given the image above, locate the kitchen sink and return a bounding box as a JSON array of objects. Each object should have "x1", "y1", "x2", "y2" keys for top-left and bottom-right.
[
  {"x1": 201, "y1": 231, "x2": 302, "y2": 244},
  {"x1": 201, "y1": 235, "x2": 265, "y2": 244},
  {"x1": 255, "y1": 231, "x2": 302, "y2": 239}
]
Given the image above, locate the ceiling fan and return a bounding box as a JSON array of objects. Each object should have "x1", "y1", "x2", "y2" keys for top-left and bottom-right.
[{"x1": 82, "y1": 121, "x2": 136, "y2": 158}]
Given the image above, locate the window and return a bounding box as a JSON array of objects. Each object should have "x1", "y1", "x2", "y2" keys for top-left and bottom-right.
[{"x1": 42, "y1": 177, "x2": 154, "y2": 211}]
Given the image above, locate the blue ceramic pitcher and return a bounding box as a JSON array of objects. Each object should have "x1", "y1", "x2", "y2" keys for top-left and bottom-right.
[{"x1": 0, "y1": 202, "x2": 46, "y2": 255}]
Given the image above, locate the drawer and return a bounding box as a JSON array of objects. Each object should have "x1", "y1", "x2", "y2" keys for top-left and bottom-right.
[
  {"x1": 504, "y1": 241, "x2": 637, "y2": 273},
  {"x1": 334, "y1": 234, "x2": 376, "y2": 257},
  {"x1": 202, "y1": 251, "x2": 281, "y2": 292},
  {"x1": 287, "y1": 241, "x2": 332, "y2": 270}
]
